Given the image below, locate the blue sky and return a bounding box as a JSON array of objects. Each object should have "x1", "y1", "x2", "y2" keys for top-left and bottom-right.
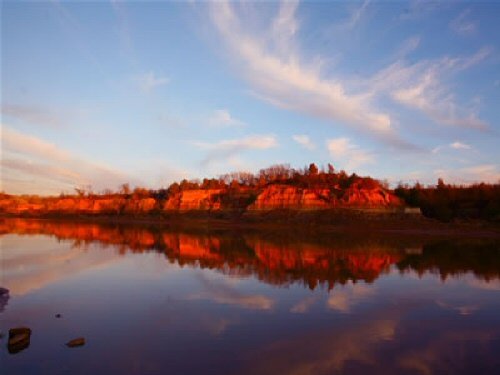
[{"x1": 2, "y1": 0, "x2": 499, "y2": 195}]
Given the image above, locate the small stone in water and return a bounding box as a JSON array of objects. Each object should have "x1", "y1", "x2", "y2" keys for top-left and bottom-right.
[{"x1": 66, "y1": 337, "x2": 85, "y2": 347}]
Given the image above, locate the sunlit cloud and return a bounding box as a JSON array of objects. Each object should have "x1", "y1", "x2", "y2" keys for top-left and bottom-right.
[
  {"x1": 292, "y1": 134, "x2": 315, "y2": 150},
  {"x1": 450, "y1": 141, "x2": 471, "y2": 150},
  {"x1": 193, "y1": 134, "x2": 278, "y2": 165},
  {"x1": 209, "y1": 1, "x2": 410, "y2": 148},
  {"x1": 208, "y1": 109, "x2": 245, "y2": 127},
  {"x1": 371, "y1": 47, "x2": 491, "y2": 130},
  {"x1": 1, "y1": 125, "x2": 141, "y2": 194},
  {"x1": 327, "y1": 137, "x2": 373, "y2": 171}
]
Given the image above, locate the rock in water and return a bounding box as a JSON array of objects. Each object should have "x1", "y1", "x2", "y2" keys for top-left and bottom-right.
[
  {"x1": 66, "y1": 337, "x2": 85, "y2": 347},
  {"x1": 8, "y1": 327, "x2": 31, "y2": 354},
  {"x1": 0, "y1": 287, "x2": 9, "y2": 313}
]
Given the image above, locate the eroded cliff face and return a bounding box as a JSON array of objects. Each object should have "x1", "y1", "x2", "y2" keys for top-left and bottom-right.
[
  {"x1": 248, "y1": 184, "x2": 401, "y2": 211},
  {"x1": 164, "y1": 189, "x2": 222, "y2": 211},
  {"x1": 249, "y1": 185, "x2": 330, "y2": 210},
  {"x1": 0, "y1": 183, "x2": 402, "y2": 216}
]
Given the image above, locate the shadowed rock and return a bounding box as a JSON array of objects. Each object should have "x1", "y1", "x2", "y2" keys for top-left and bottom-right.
[
  {"x1": 8, "y1": 327, "x2": 31, "y2": 354},
  {"x1": 0, "y1": 287, "x2": 9, "y2": 313}
]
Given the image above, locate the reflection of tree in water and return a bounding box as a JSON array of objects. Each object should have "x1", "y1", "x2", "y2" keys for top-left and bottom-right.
[
  {"x1": 396, "y1": 240, "x2": 500, "y2": 281},
  {"x1": 1, "y1": 219, "x2": 499, "y2": 290}
]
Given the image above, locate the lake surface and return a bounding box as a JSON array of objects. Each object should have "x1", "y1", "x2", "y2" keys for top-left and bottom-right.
[{"x1": 1, "y1": 218, "x2": 499, "y2": 374}]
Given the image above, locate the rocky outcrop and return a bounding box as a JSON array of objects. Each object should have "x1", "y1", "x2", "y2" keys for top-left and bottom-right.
[
  {"x1": 248, "y1": 185, "x2": 330, "y2": 210},
  {"x1": 248, "y1": 184, "x2": 401, "y2": 210},
  {"x1": 164, "y1": 189, "x2": 222, "y2": 211},
  {"x1": 339, "y1": 184, "x2": 401, "y2": 207},
  {"x1": 0, "y1": 184, "x2": 402, "y2": 216}
]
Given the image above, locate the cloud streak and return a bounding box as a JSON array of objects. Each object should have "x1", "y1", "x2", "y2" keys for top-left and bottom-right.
[
  {"x1": 292, "y1": 134, "x2": 315, "y2": 150},
  {"x1": 327, "y1": 137, "x2": 374, "y2": 171},
  {"x1": 209, "y1": 1, "x2": 411, "y2": 148},
  {"x1": 194, "y1": 134, "x2": 278, "y2": 165},
  {"x1": 135, "y1": 71, "x2": 169, "y2": 93},
  {"x1": 2, "y1": 125, "x2": 141, "y2": 194},
  {"x1": 208, "y1": 109, "x2": 245, "y2": 128}
]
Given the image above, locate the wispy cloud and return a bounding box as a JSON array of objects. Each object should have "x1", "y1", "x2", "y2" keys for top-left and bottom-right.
[
  {"x1": 194, "y1": 134, "x2": 278, "y2": 165},
  {"x1": 1, "y1": 104, "x2": 71, "y2": 128},
  {"x1": 327, "y1": 138, "x2": 373, "y2": 171},
  {"x1": 208, "y1": 109, "x2": 245, "y2": 127},
  {"x1": 209, "y1": 1, "x2": 410, "y2": 148},
  {"x1": 394, "y1": 36, "x2": 421, "y2": 59},
  {"x1": 371, "y1": 47, "x2": 491, "y2": 130},
  {"x1": 292, "y1": 134, "x2": 315, "y2": 150},
  {"x1": 433, "y1": 164, "x2": 500, "y2": 184},
  {"x1": 1, "y1": 125, "x2": 141, "y2": 194},
  {"x1": 450, "y1": 141, "x2": 471, "y2": 150},
  {"x1": 343, "y1": 0, "x2": 371, "y2": 29},
  {"x1": 450, "y1": 9, "x2": 476, "y2": 35},
  {"x1": 188, "y1": 273, "x2": 274, "y2": 310},
  {"x1": 432, "y1": 141, "x2": 472, "y2": 154},
  {"x1": 135, "y1": 71, "x2": 169, "y2": 93}
]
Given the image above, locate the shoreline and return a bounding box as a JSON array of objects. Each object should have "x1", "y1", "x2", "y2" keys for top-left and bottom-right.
[{"x1": 1, "y1": 211, "x2": 499, "y2": 238}]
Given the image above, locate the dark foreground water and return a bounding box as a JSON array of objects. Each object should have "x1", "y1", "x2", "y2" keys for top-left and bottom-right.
[{"x1": 1, "y1": 219, "x2": 499, "y2": 375}]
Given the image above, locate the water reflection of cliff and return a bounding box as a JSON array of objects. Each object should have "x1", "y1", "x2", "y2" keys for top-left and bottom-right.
[{"x1": 1, "y1": 219, "x2": 499, "y2": 289}]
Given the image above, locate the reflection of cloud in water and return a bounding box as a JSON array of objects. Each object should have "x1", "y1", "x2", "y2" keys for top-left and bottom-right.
[
  {"x1": 467, "y1": 278, "x2": 500, "y2": 291},
  {"x1": 398, "y1": 330, "x2": 498, "y2": 375},
  {"x1": 241, "y1": 314, "x2": 399, "y2": 375},
  {"x1": 290, "y1": 295, "x2": 318, "y2": 314},
  {"x1": 187, "y1": 273, "x2": 274, "y2": 310},
  {"x1": 436, "y1": 300, "x2": 479, "y2": 316},
  {"x1": 2, "y1": 235, "x2": 122, "y2": 296},
  {"x1": 326, "y1": 282, "x2": 375, "y2": 313}
]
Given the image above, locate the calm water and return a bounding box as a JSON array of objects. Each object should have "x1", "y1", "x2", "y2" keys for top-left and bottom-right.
[{"x1": 1, "y1": 219, "x2": 499, "y2": 375}]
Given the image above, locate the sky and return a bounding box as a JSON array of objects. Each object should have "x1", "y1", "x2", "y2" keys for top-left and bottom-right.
[{"x1": 1, "y1": 0, "x2": 499, "y2": 195}]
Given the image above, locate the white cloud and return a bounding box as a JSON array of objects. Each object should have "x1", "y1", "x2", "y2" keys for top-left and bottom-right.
[
  {"x1": 135, "y1": 71, "x2": 169, "y2": 93},
  {"x1": 194, "y1": 134, "x2": 278, "y2": 165},
  {"x1": 208, "y1": 109, "x2": 245, "y2": 127},
  {"x1": 209, "y1": 1, "x2": 409, "y2": 147},
  {"x1": 432, "y1": 141, "x2": 472, "y2": 153},
  {"x1": 1, "y1": 125, "x2": 141, "y2": 194},
  {"x1": 449, "y1": 141, "x2": 471, "y2": 150},
  {"x1": 450, "y1": 9, "x2": 476, "y2": 35},
  {"x1": 292, "y1": 134, "x2": 315, "y2": 150},
  {"x1": 327, "y1": 137, "x2": 373, "y2": 171},
  {"x1": 371, "y1": 47, "x2": 491, "y2": 130}
]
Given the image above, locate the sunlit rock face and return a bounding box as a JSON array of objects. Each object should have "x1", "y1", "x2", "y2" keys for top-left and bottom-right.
[
  {"x1": 0, "y1": 182, "x2": 401, "y2": 216},
  {"x1": 248, "y1": 184, "x2": 401, "y2": 210},
  {"x1": 248, "y1": 185, "x2": 330, "y2": 210},
  {"x1": 340, "y1": 184, "x2": 402, "y2": 207},
  {"x1": 163, "y1": 189, "x2": 222, "y2": 211}
]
